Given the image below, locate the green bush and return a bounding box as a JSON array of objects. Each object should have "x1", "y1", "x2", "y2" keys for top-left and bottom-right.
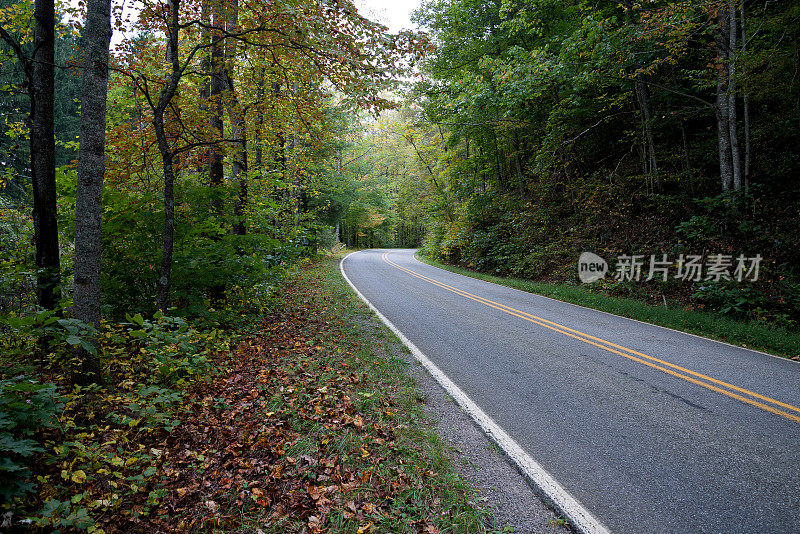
[
  {"x1": 122, "y1": 312, "x2": 213, "y2": 385},
  {"x1": 0, "y1": 378, "x2": 63, "y2": 503},
  {"x1": 0, "y1": 197, "x2": 35, "y2": 313}
]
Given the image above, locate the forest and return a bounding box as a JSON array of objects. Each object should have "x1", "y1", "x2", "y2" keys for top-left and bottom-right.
[
  {"x1": 1, "y1": 0, "x2": 798, "y2": 531},
  {"x1": 369, "y1": 0, "x2": 800, "y2": 330}
]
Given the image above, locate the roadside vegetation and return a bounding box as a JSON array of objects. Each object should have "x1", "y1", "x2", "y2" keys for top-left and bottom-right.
[{"x1": 1, "y1": 253, "x2": 495, "y2": 532}]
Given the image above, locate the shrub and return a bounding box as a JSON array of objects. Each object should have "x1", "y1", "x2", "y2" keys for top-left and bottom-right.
[{"x1": 0, "y1": 379, "x2": 63, "y2": 503}]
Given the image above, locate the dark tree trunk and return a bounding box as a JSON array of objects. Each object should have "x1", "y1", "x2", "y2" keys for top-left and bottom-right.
[
  {"x1": 208, "y1": 5, "x2": 225, "y2": 216},
  {"x1": 154, "y1": 0, "x2": 182, "y2": 312},
  {"x1": 622, "y1": 0, "x2": 659, "y2": 193},
  {"x1": 273, "y1": 81, "x2": 286, "y2": 203},
  {"x1": 513, "y1": 129, "x2": 524, "y2": 194},
  {"x1": 728, "y1": 0, "x2": 742, "y2": 191},
  {"x1": 679, "y1": 118, "x2": 694, "y2": 191},
  {"x1": 492, "y1": 129, "x2": 504, "y2": 191},
  {"x1": 31, "y1": 0, "x2": 60, "y2": 310},
  {"x1": 225, "y1": 0, "x2": 247, "y2": 237},
  {"x1": 740, "y1": 0, "x2": 751, "y2": 190},
  {"x1": 286, "y1": 81, "x2": 300, "y2": 226},
  {"x1": 198, "y1": 0, "x2": 210, "y2": 177},
  {"x1": 205, "y1": 5, "x2": 226, "y2": 302},
  {"x1": 254, "y1": 73, "x2": 264, "y2": 172},
  {"x1": 635, "y1": 75, "x2": 660, "y2": 192},
  {"x1": 716, "y1": 8, "x2": 734, "y2": 191},
  {"x1": 231, "y1": 118, "x2": 248, "y2": 237},
  {"x1": 156, "y1": 137, "x2": 176, "y2": 313},
  {"x1": 73, "y1": 0, "x2": 112, "y2": 383}
]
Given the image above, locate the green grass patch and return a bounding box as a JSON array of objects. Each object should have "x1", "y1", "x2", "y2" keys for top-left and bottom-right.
[{"x1": 416, "y1": 253, "x2": 800, "y2": 360}]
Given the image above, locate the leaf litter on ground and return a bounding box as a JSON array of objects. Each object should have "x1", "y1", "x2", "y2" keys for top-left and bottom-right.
[{"x1": 94, "y1": 256, "x2": 490, "y2": 533}]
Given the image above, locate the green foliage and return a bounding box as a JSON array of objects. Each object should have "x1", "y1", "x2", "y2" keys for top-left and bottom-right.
[
  {"x1": 0, "y1": 303, "x2": 237, "y2": 528},
  {"x1": 0, "y1": 311, "x2": 100, "y2": 371},
  {"x1": 676, "y1": 215, "x2": 719, "y2": 242},
  {"x1": 0, "y1": 196, "x2": 35, "y2": 313},
  {"x1": 404, "y1": 0, "x2": 800, "y2": 330},
  {"x1": 0, "y1": 379, "x2": 63, "y2": 503},
  {"x1": 99, "y1": 177, "x2": 309, "y2": 319},
  {"x1": 121, "y1": 312, "x2": 212, "y2": 385},
  {"x1": 693, "y1": 282, "x2": 762, "y2": 317}
]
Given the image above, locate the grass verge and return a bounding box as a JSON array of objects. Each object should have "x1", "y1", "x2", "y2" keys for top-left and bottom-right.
[{"x1": 415, "y1": 253, "x2": 800, "y2": 360}]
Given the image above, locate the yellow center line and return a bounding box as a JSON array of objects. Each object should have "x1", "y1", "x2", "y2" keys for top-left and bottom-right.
[
  {"x1": 381, "y1": 252, "x2": 800, "y2": 424},
  {"x1": 386, "y1": 254, "x2": 800, "y2": 415}
]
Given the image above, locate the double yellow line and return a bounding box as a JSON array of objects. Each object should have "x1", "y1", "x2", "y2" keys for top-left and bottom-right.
[{"x1": 382, "y1": 252, "x2": 800, "y2": 424}]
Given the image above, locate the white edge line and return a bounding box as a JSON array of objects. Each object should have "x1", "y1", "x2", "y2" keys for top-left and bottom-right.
[
  {"x1": 411, "y1": 251, "x2": 799, "y2": 365},
  {"x1": 340, "y1": 250, "x2": 612, "y2": 534}
]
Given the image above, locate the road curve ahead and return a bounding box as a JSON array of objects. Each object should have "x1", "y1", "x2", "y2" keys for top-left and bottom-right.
[{"x1": 341, "y1": 249, "x2": 800, "y2": 534}]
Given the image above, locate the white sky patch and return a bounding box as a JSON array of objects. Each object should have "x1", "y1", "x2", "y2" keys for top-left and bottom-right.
[
  {"x1": 355, "y1": 0, "x2": 421, "y2": 33},
  {"x1": 63, "y1": 0, "x2": 141, "y2": 49}
]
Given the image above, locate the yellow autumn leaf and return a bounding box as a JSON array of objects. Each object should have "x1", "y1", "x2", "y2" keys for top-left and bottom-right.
[{"x1": 71, "y1": 470, "x2": 87, "y2": 484}]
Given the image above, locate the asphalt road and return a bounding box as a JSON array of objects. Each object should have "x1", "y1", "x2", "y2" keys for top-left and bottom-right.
[{"x1": 340, "y1": 249, "x2": 800, "y2": 534}]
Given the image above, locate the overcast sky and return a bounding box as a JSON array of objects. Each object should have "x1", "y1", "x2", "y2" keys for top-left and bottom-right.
[{"x1": 355, "y1": 0, "x2": 421, "y2": 32}]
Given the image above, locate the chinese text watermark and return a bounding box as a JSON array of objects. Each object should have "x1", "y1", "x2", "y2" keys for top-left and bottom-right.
[{"x1": 578, "y1": 253, "x2": 762, "y2": 283}]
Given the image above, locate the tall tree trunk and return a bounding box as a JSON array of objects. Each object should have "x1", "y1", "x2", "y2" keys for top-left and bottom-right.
[
  {"x1": 679, "y1": 118, "x2": 694, "y2": 191},
  {"x1": 156, "y1": 136, "x2": 176, "y2": 313},
  {"x1": 728, "y1": 0, "x2": 742, "y2": 191},
  {"x1": 513, "y1": 129, "x2": 524, "y2": 195},
  {"x1": 225, "y1": 0, "x2": 247, "y2": 237},
  {"x1": 31, "y1": 0, "x2": 59, "y2": 309},
  {"x1": 635, "y1": 75, "x2": 660, "y2": 192},
  {"x1": 73, "y1": 0, "x2": 112, "y2": 383},
  {"x1": 198, "y1": 0, "x2": 210, "y2": 177},
  {"x1": 623, "y1": 0, "x2": 660, "y2": 193},
  {"x1": 208, "y1": 5, "x2": 225, "y2": 216},
  {"x1": 670, "y1": 67, "x2": 694, "y2": 191},
  {"x1": 289, "y1": 82, "x2": 300, "y2": 225},
  {"x1": 205, "y1": 4, "x2": 226, "y2": 303},
  {"x1": 492, "y1": 130, "x2": 504, "y2": 191},
  {"x1": 254, "y1": 73, "x2": 264, "y2": 173},
  {"x1": 716, "y1": 8, "x2": 734, "y2": 191},
  {"x1": 740, "y1": 0, "x2": 751, "y2": 189},
  {"x1": 154, "y1": 0, "x2": 181, "y2": 312},
  {"x1": 273, "y1": 80, "x2": 286, "y2": 201}
]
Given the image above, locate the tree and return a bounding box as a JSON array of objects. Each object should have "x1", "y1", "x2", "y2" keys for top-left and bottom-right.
[
  {"x1": 72, "y1": 0, "x2": 112, "y2": 382},
  {"x1": 0, "y1": 0, "x2": 60, "y2": 309},
  {"x1": 121, "y1": 0, "x2": 426, "y2": 311}
]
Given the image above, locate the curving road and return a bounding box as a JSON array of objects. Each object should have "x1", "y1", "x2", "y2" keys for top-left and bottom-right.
[{"x1": 341, "y1": 249, "x2": 800, "y2": 534}]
